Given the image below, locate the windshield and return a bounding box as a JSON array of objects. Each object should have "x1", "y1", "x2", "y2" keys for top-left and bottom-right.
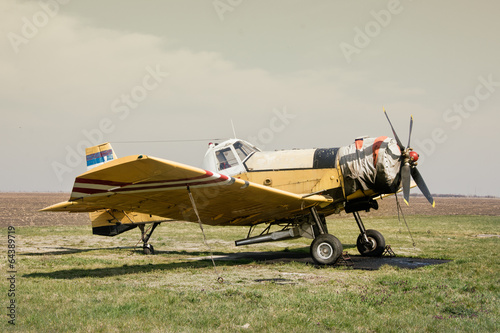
[{"x1": 233, "y1": 141, "x2": 256, "y2": 162}]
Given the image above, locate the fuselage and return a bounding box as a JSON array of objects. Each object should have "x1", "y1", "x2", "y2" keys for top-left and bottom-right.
[{"x1": 202, "y1": 137, "x2": 402, "y2": 216}]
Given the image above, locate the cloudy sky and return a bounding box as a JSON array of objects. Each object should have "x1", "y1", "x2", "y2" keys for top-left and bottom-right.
[{"x1": 1, "y1": 0, "x2": 499, "y2": 197}]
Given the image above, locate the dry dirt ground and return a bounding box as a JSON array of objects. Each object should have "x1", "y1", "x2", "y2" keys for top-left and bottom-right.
[{"x1": 1, "y1": 192, "x2": 499, "y2": 228}]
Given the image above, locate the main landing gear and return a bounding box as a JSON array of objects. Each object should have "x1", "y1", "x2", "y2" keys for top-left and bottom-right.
[
  {"x1": 309, "y1": 203, "x2": 387, "y2": 263},
  {"x1": 234, "y1": 207, "x2": 345, "y2": 265},
  {"x1": 309, "y1": 207, "x2": 343, "y2": 265},
  {"x1": 235, "y1": 200, "x2": 385, "y2": 264},
  {"x1": 309, "y1": 208, "x2": 386, "y2": 264},
  {"x1": 138, "y1": 222, "x2": 161, "y2": 255}
]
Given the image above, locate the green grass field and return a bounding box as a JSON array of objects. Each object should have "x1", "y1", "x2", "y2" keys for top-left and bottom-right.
[{"x1": 2, "y1": 215, "x2": 499, "y2": 332}]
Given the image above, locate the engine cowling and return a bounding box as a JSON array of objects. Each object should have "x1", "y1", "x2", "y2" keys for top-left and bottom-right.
[{"x1": 337, "y1": 136, "x2": 402, "y2": 197}]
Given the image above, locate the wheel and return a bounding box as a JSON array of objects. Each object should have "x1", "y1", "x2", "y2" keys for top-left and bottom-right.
[
  {"x1": 142, "y1": 244, "x2": 155, "y2": 255},
  {"x1": 356, "y1": 229, "x2": 385, "y2": 257},
  {"x1": 143, "y1": 244, "x2": 154, "y2": 255},
  {"x1": 310, "y1": 234, "x2": 343, "y2": 265}
]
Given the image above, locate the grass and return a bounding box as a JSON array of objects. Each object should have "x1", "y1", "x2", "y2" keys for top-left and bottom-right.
[{"x1": 1, "y1": 215, "x2": 499, "y2": 332}]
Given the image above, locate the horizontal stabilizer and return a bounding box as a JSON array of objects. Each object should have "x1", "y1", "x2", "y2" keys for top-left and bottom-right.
[{"x1": 90, "y1": 209, "x2": 172, "y2": 237}]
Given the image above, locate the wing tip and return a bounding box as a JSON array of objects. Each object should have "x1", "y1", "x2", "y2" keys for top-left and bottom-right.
[
  {"x1": 40, "y1": 201, "x2": 98, "y2": 213},
  {"x1": 39, "y1": 201, "x2": 73, "y2": 212}
]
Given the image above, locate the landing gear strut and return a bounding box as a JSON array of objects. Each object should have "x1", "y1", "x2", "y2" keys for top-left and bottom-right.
[
  {"x1": 353, "y1": 211, "x2": 385, "y2": 257},
  {"x1": 139, "y1": 222, "x2": 161, "y2": 255},
  {"x1": 309, "y1": 207, "x2": 343, "y2": 265}
]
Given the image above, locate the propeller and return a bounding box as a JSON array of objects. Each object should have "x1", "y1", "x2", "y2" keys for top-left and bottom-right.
[{"x1": 383, "y1": 108, "x2": 435, "y2": 207}]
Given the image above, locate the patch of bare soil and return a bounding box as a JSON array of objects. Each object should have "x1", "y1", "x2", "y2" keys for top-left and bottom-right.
[{"x1": 0, "y1": 193, "x2": 88, "y2": 227}]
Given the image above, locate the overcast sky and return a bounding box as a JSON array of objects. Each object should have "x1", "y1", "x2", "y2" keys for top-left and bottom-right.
[{"x1": 1, "y1": 0, "x2": 499, "y2": 197}]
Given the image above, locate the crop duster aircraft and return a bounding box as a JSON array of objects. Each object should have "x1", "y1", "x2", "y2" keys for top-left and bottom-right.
[{"x1": 42, "y1": 111, "x2": 434, "y2": 265}]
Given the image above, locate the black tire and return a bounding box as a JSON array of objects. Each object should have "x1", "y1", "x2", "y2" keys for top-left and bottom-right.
[
  {"x1": 143, "y1": 244, "x2": 155, "y2": 255},
  {"x1": 356, "y1": 229, "x2": 385, "y2": 257},
  {"x1": 310, "y1": 234, "x2": 343, "y2": 265}
]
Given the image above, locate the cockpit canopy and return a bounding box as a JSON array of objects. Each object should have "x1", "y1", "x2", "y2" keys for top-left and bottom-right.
[{"x1": 202, "y1": 139, "x2": 260, "y2": 176}]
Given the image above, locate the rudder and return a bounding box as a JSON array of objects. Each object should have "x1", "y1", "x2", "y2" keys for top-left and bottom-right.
[{"x1": 86, "y1": 142, "x2": 117, "y2": 170}]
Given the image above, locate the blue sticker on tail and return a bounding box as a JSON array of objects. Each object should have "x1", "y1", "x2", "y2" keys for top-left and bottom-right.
[{"x1": 86, "y1": 149, "x2": 114, "y2": 167}]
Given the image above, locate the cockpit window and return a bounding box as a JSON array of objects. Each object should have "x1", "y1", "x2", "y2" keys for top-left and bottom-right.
[
  {"x1": 233, "y1": 141, "x2": 256, "y2": 162},
  {"x1": 216, "y1": 148, "x2": 238, "y2": 170}
]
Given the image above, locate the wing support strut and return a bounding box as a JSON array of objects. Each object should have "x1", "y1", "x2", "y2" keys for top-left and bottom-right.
[{"x1": 186, "y1": 187, "x2": 223, "y2": 283}]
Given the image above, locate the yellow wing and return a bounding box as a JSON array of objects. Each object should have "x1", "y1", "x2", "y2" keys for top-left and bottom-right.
[{"x1": 42, "y1": 154, "x2": 332, "y2": 226}]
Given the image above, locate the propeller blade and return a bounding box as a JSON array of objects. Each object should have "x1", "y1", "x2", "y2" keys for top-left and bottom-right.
[
  {"x1": 411, "y1": 167, "x2": 435, "y2": 207},
  {"x1": 401, "y1": 164, "x2": 411, "y2": 205},
  {"x1": 408, "y1": 115, "x2": 413, "y2": 148},
  {"x1": 383, "y1": 107, "x2": 405, "y2": 151}
]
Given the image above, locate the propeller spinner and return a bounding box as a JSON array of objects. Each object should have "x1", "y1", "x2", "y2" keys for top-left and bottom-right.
[{"x1": 383, "y1": 108, "x2": 435, "y2": 207}]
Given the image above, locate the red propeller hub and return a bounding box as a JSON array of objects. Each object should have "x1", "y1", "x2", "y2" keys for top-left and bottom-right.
[{"x1": 409, "y1": 151, "x2": 419, "y2": 162}]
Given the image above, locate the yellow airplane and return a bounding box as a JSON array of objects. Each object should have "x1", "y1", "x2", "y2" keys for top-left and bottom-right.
[{"x1": 42, "y1": 111, "x2": 434, "y2": 264}]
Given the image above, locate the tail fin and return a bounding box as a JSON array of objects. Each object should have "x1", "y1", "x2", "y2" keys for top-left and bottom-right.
[{"x1": 86, "y1": 143, "x2": 117, "y2": 171}]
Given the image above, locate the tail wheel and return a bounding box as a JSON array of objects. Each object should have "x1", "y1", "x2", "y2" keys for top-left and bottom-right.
[
  {"x1": 310, "y1": 234, "x2": 343, "y2": 265},
  {"x1": 356, "y1": 229, "x2": 385, "y2": 257},
  {"x1": 143, "y1": 244, "x2": 155, "y2": 255}
]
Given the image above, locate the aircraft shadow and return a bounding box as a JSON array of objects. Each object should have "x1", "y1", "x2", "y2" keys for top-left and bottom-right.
[
  {"x1": 20, "y1": 246, "x2": 137, "y2": 256},
  {"x1": 202, "y1": 250, "x2": 450, "y2": 271},
  {"x1": 20, "y1": 246, "x2": 232, "y2": 257},
  {"x1": 22, "y1": 246, "x2": 450, "y2": 280},
  {"x1": 23, "y1": 259, "x2": 243, "y2": 280}
]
